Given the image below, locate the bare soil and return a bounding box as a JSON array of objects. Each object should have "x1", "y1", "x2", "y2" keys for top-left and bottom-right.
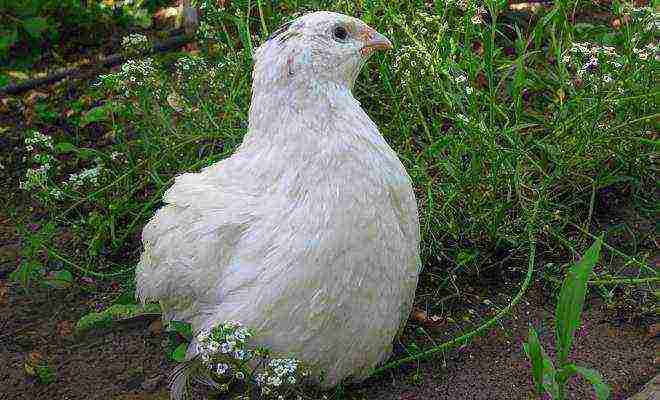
[{"x1": 1, "y1": 243, "x2": 657, "y2": 400}]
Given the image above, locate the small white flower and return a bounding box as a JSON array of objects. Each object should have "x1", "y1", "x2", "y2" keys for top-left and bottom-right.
[
  {"x1": 220, "y1": 342, "x2": 234, "y2": 354},
  {"x1": 215, "y1": 363, "x2": 229, "y2": 375},
  {"x1": 49, "y1": 189, "x2": 64, "y2": 200},
  {"x1": 25, "y1": 131, "x2": 54, "y2": 150},
  {"x1": 67, "y1": 166, "x2": 102, "y2": 189},
  {"x1": 121, "y1": 33, "x2": 150, "y2": 54},
  {"x1": 585, "y1": 57, "x2": 598, "y2": 69},
  {"x1": 267, "y1": 375, "x2": 282, "y2": 387},
  {"x1": 233, "y1": 349, "x2": 247, "y2": 360}
]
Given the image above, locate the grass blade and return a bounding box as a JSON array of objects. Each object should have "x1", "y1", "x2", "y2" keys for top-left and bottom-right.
[
  {"x1": 555, "y1": 236, "x2": 603, "y2": 364},
  {"x1": 565, "y1": 364, "x2": 611, "y2": 400},
  {"x1": 523, "y1": 326, "x2": 546, "y2": 394},
  {"x1": 524, "y1": 326, "x2": 560, "y2": 398}
]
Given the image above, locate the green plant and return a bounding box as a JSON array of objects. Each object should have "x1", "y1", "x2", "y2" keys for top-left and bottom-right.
[
  {"x1": 0, "y1": 0, "x2": 159, "y2": 63},
  {"x1": 523, "y1": 237, "x2": 611, "y2": 400},
  {"x1": 3, "y1": 3, "x2": 657, "y2": 396},
  {"x1": 24, "y1": 351, "x2": 56, "y2": 384},
  {"x1": 167, "y1": 320, "x2": 194, "y2": 362},
  {"x1": 75, "y1": 303, "x2": 162, "y2": 333},
  {"x1": 169, "y1": 320, "x2": 311, "y2": 400}
]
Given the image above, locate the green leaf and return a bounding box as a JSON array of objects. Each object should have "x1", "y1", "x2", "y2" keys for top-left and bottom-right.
[
  {"x1": 35, "y1": 364, "x2": 56, "y2": 384},
  {"x1": 75, "y1": 303, "x2": 162, "y2": 333},
  {"x1": 523, "y1": 327, "x2": 559, "y2": 397},
  {"x1": 79, "y1": 102, "x2": 123, "y2": 127},
  {"x1": 22, "y1": 17, "x2": 50, "y2": 38},
  {"x1": 172, "y1": 343, "x2": 188, "y2": 362},
  {"x1": 555, "y1": 237, "x2": 603, "y2": 364},
  {"x1": 565, "y1": 364, "x2": 611, "y2": 400},
  {"x1": 76, "y1": 148, "x2": 97, "y2": 160},
  {"x1": 0, "y1": 29, "x2": 18, "y2": 54},
  {"x1": 130, "y1": 9, "x2": 153, "y2": 29},
  {"x1": 10, "y1": 260, "x2": 44, "y2": 288},
  {"x1": 41, "y1": 270, "x2": 73, "y2": 290},
  {"x1": 523, "y1": 327, "x2": 546, "y2": 394},
  {"x1": 168, "y1": 321, "x2": 193, "y2": 341},
  {"x1": 55, "y1": 142, "x2": 77, "y2": 154}
]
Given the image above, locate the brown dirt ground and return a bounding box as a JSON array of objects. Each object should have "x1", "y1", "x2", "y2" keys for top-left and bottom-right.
[{"x1": 1, "y1": 250, "x2": 657, "y2": 400}]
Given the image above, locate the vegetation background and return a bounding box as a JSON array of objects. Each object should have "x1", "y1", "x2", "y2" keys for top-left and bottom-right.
[{"x1": 0, "y1": 0, "x2": 657, "y2": 399}]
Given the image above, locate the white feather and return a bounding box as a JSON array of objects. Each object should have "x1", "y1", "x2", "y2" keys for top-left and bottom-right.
[{"x1": 136, "y1": 11, "x2": 420, "y2": 390}]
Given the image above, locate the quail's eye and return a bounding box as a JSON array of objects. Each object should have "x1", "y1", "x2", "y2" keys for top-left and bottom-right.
[{"x1": 333, "y1": 26, "x2": 349, "y2": 41}]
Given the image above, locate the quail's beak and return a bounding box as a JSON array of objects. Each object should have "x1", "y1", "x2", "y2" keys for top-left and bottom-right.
[{"x1": 360, "y1": 28, "x2": 393, "y2": 56}]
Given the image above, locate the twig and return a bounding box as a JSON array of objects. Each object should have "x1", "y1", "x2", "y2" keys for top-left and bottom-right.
[
  {"x1": 0, "y1": 321, "x2": 42, "y2": 342},
  {"x1": 0, "y1": 32, "x2": 193, "y2": 96}
]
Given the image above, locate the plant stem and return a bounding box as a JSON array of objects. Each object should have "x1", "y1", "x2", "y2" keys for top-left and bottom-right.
[{"x1": 372, "y1": 217, "x2": 538, "y2": 375}]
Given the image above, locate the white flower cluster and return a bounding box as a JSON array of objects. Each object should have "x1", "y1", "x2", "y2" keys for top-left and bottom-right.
[
  {"x1": 255, "y1": 358, "x2": 305, "y2": 396},
  {"x1": 191, "y1": 320, "x2": 308, "y2": 398},
  {"x1": 562, "y1": 42, "x2": 625, "y2": 87},
  {"x1": 174, "y1": 55, "x2": 208, "y2": 84},
  {"x1": 32, "y1": 153, "x2": 55, "y2": 169},
  {"x1": 471, "y1": 6, "x2": 486, "y2": 25},
  {"x1": 67, "y1": 166, "x2": 102, "y2": 189},
  {"x1": 623, "y1": 4, "x2": 660, "y2": 33},
  {"x1": 632, "y1": 42, "x2": 658, "y2": 62},
  {"x1": 199, "y1": 0, "x2": 225, "y2": 18},
  {"x1": 121, "y1": 33, "x2": 150, "y2": 56},
  {"x1": 19, "y1": 165, "x2": 49, "y2": 191},
  {"x1": 449, "y1": 0, "x2": 470, "y2": 11},
  {"x1": 20, "y1": 131, "x2": 60, "y2": 197},
  {"x1": 99, "y1": 58, "x2": 160, "y2": 98},
  {"x1": 25, "y1": 130, "x2": 53, "y2": 151},
  {"x1": 392, "y1": 12, "x2": 453, "y2": 87},
  {"x1": 174, "y1": 55, "x2": 225, "y2": 95},
  {"x1": 197, "y1": 320, "x2": 254, "y2": 377},
  {"x1": 394, "y1": 44, "x2": 438, "y2": 85},
  {"x1": 197, "y1": 21, "x2": 224, "y2": 43}
]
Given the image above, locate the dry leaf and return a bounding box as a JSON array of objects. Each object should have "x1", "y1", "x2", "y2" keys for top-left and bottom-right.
[
  {"x1": 0, "y1": 281, "x2": 8, "y2": 305},
  {"x1": 6, "y1": 71, "x2": 29, "y2": 80},
  {"x1": 411, "y1": 308, "x2": 427, "y2": 323},
  {"x1": 154, "y1": 7, "x2": 179, "y2": 25},
  {"x1": 24, "y1": 351, "x2": 44, "y2": 376},
  {"x1": 57, "y1": 321, "x2": 74, "y2": 337},
  {"x1": 167, "y1": 91, "x2": 186, "y2": 112},
  {"x1": 472, "y1": 41, "x2": 484, "y2": 56},
  {"x1": 149, "y1": 319, "x2": 163, "y2": 335},
  {"x1": 25, "y1": 90, "x2": 49, "y2": 105},
  {"x1": 510, "y1": 2, "x2": 547, "y2": 12}
]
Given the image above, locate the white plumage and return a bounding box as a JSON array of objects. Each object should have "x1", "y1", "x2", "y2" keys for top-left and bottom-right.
[{"x1": 136, "y1": 11, "x2": 420, "y2": 390}]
